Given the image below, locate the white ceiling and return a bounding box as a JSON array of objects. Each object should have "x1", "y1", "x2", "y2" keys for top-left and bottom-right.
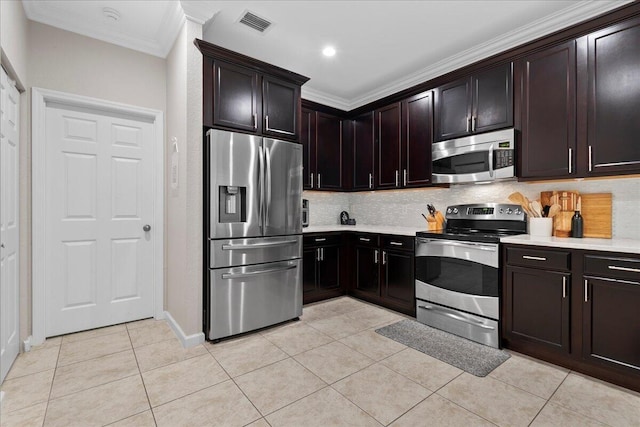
[{"x1": 22, "y1": 0, "x2": 632, "y2": 110}]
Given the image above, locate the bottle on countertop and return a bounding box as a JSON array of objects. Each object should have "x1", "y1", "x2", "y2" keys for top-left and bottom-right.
[{"x1": 571, "y1": 210, "x2": 583, "y2": 238}]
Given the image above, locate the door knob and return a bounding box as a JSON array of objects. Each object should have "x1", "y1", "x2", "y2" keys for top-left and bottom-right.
[{"x1": 143, "y1": 225, "x2": 151, "y2": 232}]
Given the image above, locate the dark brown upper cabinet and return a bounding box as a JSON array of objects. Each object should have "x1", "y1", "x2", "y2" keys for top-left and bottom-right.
[
  {"x1": 352, "y1": 112, "x2": 376, "y2": 191},
  {"x1": 315, "y1": 112, "x2": 343, "y2": 190},
  {"x1": 212, "y1": 61, "x2": 260, "y2": 133},
  {"x1": 584, "y1": 16, "x2": 640, "y2": 177},
  {"x1": 301, "y1": 108, "x2": 316, "y2": 190},
  {"x1": 376, "y1": 103, "x2": 403, "y2": 189},
  {"x1": 196, "y1": 39, "x2": 309, "y2": 142},
  {"x1": 435, "y1": 63, "x2": 513, "y2": 142},
  {"x1": 403, "y1": 91, "x2": 433, "y2": 187},
  {"x1": 517, "y1": 41, "x2": 577, "y2": 179}
]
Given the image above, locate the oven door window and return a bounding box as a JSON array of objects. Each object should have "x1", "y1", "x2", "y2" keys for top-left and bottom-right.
[
  {"x1": 415, "y1": 256, "x2": 498, "y2": 297},
  {"x1": 432, "y1": 151, "x2": 489, "y2": 175}
]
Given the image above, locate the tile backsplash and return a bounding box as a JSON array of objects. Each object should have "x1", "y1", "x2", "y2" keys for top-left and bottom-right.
[{"x1": 304, "y1": 176, "x2": 640, "y2": 240}]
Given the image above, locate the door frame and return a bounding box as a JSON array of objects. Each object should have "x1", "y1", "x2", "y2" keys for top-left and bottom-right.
[{"x1": 31, "y1": 88, "x2": 164, "y2": 345}]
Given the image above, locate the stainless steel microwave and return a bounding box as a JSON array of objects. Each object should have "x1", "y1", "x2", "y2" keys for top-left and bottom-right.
[{"x1": 432, "y1": 128, "x2": 515, "y2": 184}]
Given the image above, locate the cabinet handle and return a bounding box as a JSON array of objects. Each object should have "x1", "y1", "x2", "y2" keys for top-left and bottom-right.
[
  {"x1": 389, "y1": 241, "x2": 403, "y2": 246},
  {"x1": 472, "y1": 116, "x2": 477, "y2": 132},
  {"x1": 314, "y1": 238, "x2": 326, "y2": 242},
  {"x1": 403, "y1": 169, "x2": 407, "y2": 186},
  {"x1": 395, "y1": 170, "x2": 399, "y2": 187},
  {"x1": 568, "y1": 148, "x2": 573, "y2": 174},
  {"x1": 317, "y1": 174, "x2": 321, "y2": 189},
  {"x1": 253, "y1": 114, "x2": 257, "y2": 129},
  {"x1": 316, "y1": 248, "x2": 320, "y2": 262},
  {"x1": 382, "y1": 251, "x2": 387, "y2": 265},
  {"x1": 321, "y1": 247, "x2": 324, "y2": 261},
  {"x1": 359, "y1": 237, "x2": 371, "y2": 242},
  {"x1": 265, "y1": 115, "x2": 269, "y2": 131},
  {"x1": 374, "y1": 249, "x2": 379, "y2": 264},
  {"x1": 608, "y1": 265, "x2": 640, "y2": 273},
  {"x1": 369, "y1": 173, "x2": 373, "y2": 189},
  {"x1": 588, "y1": 146, "x2": 593, "y2": 172},
  {"x1": 584, "y1": 279, "x2": 588, "y2": 302},
  {"x1": 310, "y1": 173, "x2": 314, "y2": 189},
  {"x1": 466, "y1": 116, "x2": 470, "y2": 133},
  {"x1": 562, "y1": 276, "x2": 567, "y2": 298},
  {"x1": 522, "y1": 255, "x2": 546, "y2": 261}
]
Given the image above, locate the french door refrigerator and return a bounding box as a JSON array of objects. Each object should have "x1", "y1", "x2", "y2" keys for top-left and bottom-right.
[{"x1": 206, "y1": 129, "x2": 303, "y2": 341}]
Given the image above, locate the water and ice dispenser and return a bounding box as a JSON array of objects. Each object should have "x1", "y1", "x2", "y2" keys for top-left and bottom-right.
[{"x1": 218, "y1": 185, "x2": 246, "y2": 223}]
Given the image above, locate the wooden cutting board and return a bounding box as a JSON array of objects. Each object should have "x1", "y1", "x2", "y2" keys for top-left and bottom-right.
[
  {"x1": 540, "y1": 191, "x2": 580, "y2": 237},
  {"x1": 581, "y1": 193, "x2": 612, "y2": 238}
]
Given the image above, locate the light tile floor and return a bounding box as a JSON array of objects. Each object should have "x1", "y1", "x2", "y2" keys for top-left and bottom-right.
[{"x1": 2, "y1": 296, "x2": 640, "y2": 426}]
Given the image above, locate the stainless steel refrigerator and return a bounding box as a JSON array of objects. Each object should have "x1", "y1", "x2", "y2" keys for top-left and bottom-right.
[{"x1": 206, "y1": 129, "x2": 303, "y2": 341}]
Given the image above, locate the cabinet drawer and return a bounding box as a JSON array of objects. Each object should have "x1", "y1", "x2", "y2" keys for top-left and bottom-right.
[
  {"x1": 506, "y1": 246, "x2": 570, "y2": 271},
  {"x1": 353, "y1": 233, "x2": 379, "y2": 247},
  {"x1": 584, "y1": 254, "x2": 640, "y2": 282},
  {"x1": 303, "y1": 234, "x2": 341, "y2": 247},
  {"x1": 382, "y1": 235, "x2": 414, "y2": 252}
]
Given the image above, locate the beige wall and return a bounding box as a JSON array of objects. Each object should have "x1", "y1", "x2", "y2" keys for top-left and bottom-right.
[
  {"x1": 1, "y1": 0, "x2": 29, "y2": 86},
  {"x1": 165, "y1": 19, "x2": 204, "y2": 339},
  {"x1": 18, "y1": 21, "x2": 167, "y2": 342}
]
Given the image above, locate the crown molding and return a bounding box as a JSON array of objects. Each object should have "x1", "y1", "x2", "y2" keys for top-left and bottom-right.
[
  {"x1": 180, "y1": 1, "x2": 218, "y2": 25},
  {"x1": 301, "y1": 86, "x2": 352, "y2": 111},
  {"x1": 313, "y1": 0, "x2": 633, "y2": 111}
]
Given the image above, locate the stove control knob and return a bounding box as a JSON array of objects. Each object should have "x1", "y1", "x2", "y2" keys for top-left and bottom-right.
[
  {"x1": 452, "y1": 208, "x2": 459, "y2": 214},
  {"x1": 514, "y1": 208, "x2": 521, "y2": 215},
  {"x1": 506, "y1": 208, "x2": 513, "y2": 214},
  {"x1": 499, "y1": 208, "x2": 504, "y2": 214},
  {"x1": 446, "y1": 208, "x2": 452, "y2": 214}
]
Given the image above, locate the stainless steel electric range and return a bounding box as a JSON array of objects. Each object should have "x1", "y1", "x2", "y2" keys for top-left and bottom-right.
[{"x1": 415, "y1": 203, "x2": 527, "y2": 348}]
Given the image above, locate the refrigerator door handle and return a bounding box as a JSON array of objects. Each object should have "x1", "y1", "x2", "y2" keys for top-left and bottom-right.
[
  {"x1": 265, "y1": 145, "x2": 272, "y2": 227},
  {"x1": 221, "y1": 240, "x2": 298, "y2": 250},
  {"x1": 222, "y1": 264, "x2": 296, "y2": 279},
  {"x1": 258, "y1": 145, "x2": 265, "y2": 231}
]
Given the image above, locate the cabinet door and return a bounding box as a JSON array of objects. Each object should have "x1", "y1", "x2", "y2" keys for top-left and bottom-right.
[
  {"x1": 376, "y1": 103, "x2": 402, "y2": 189},
  {"x1": 472, "y1": 63, "x2": 513, "y2": 134},
  {"x1": 519, "y1": 42, "x2": 576, "y2": 179},
  {"x1": 317, "y1": 245, "x2": 341, "y2": 291},
  {"x1": 434, "y1": 77, "x2": 471, "y2": 141},
  {"x1": 303, "y1": 247, "x2": 319, "y2": 297},
  {"x1": 403, "y1": 92, "x2": 432, "y2": 187},
  {"x1": 504, "y1": 266, "x2": 571, "y2": 354},
  {"x1": 263, "y1": 76, "x2": 300, "y2": 140},
  {"x1": 301, "y1": 108, "x2": 316, "y2": 190},
  {"x1": 352, "y1": 112, "x2": 375, "y2": 190},
  {"x1": 316, "y1": 112, "x2": 343, "y2": 190},
  {"x1": 213, "y1": 61, "x2": 260, "y2": 133},
  {"x1": 382, "y1": 249, "x2": 415, "y2": 315},
  {"x1": 586, "y1": 17, "x2": 640, "y2": 176},
  {"x1": 583, "y1": 277, "x2": 640, "y2": 372},
  {"x1": 354, "y1": 246, "x2": 379, "y2": 296}
]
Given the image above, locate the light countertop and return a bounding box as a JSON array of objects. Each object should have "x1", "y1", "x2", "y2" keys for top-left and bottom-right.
[
  {"x1": 303, "y1": 225, "x2": 424, "y2": 237},
  {"x1": 500, "y1": 234, "x2": 640, "y2": 255}
]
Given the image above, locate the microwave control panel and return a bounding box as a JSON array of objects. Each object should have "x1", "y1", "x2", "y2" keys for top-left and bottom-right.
[{"x1": 494, "y1": 149, "x2": 514, "y2": 169}]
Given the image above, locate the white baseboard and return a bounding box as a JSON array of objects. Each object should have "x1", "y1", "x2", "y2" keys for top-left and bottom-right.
[
  {"x1": 164, "y1": 311, "x2": 205, "y2": 348},
  {"x1": 23, "y1": 336, "x2": 32, "y2": 352}
]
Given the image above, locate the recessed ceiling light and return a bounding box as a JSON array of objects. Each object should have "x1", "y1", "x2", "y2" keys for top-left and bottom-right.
[{"x1": 322, "y1": 46, "x2": 336, "y2": 57}]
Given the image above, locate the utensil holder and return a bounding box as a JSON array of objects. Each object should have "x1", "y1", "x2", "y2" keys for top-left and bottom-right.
[{"x1": 529, "y1": 217, "x2": 553, "y2": 237}]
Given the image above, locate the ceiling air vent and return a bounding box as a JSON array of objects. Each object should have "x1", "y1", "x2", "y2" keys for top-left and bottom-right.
[{"x1": 239, "y1": 11, "x2": 272, "y2": 33}]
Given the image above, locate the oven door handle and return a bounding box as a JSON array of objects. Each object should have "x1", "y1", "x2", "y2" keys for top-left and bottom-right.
[
  {"x1": 418, "y1": 305, "x2": 495, "y2": 330},
  {"x1": 417, "y1": 239, "x2": 496, "y2": 252}
]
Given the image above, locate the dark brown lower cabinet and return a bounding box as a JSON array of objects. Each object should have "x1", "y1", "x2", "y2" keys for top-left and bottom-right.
[
  {"x1": 302, "y1": 234, "x2": 345, "y2": 304},
  {"x1": 503, "y1": 266, "x2": 570, "y2": 354},
  {"x1": 503, "y1": 244, "x2": 640, "y2": 393},
  {"x1": 350, "y1": 234, "x2": 415, "y2": 316}
]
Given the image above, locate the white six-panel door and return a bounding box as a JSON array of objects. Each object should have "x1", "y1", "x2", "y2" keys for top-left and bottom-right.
[
  {"x1": 44, "y1": 104, "x2": 155, "y2": 337},
  {"x1": 0, "y1": 67, "x2": 20, "y2": 382}
]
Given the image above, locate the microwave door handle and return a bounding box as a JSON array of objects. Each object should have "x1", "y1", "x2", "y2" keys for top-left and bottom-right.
[{"x1": 488, "y1": 144, "x2": 494, "y2": 178}]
